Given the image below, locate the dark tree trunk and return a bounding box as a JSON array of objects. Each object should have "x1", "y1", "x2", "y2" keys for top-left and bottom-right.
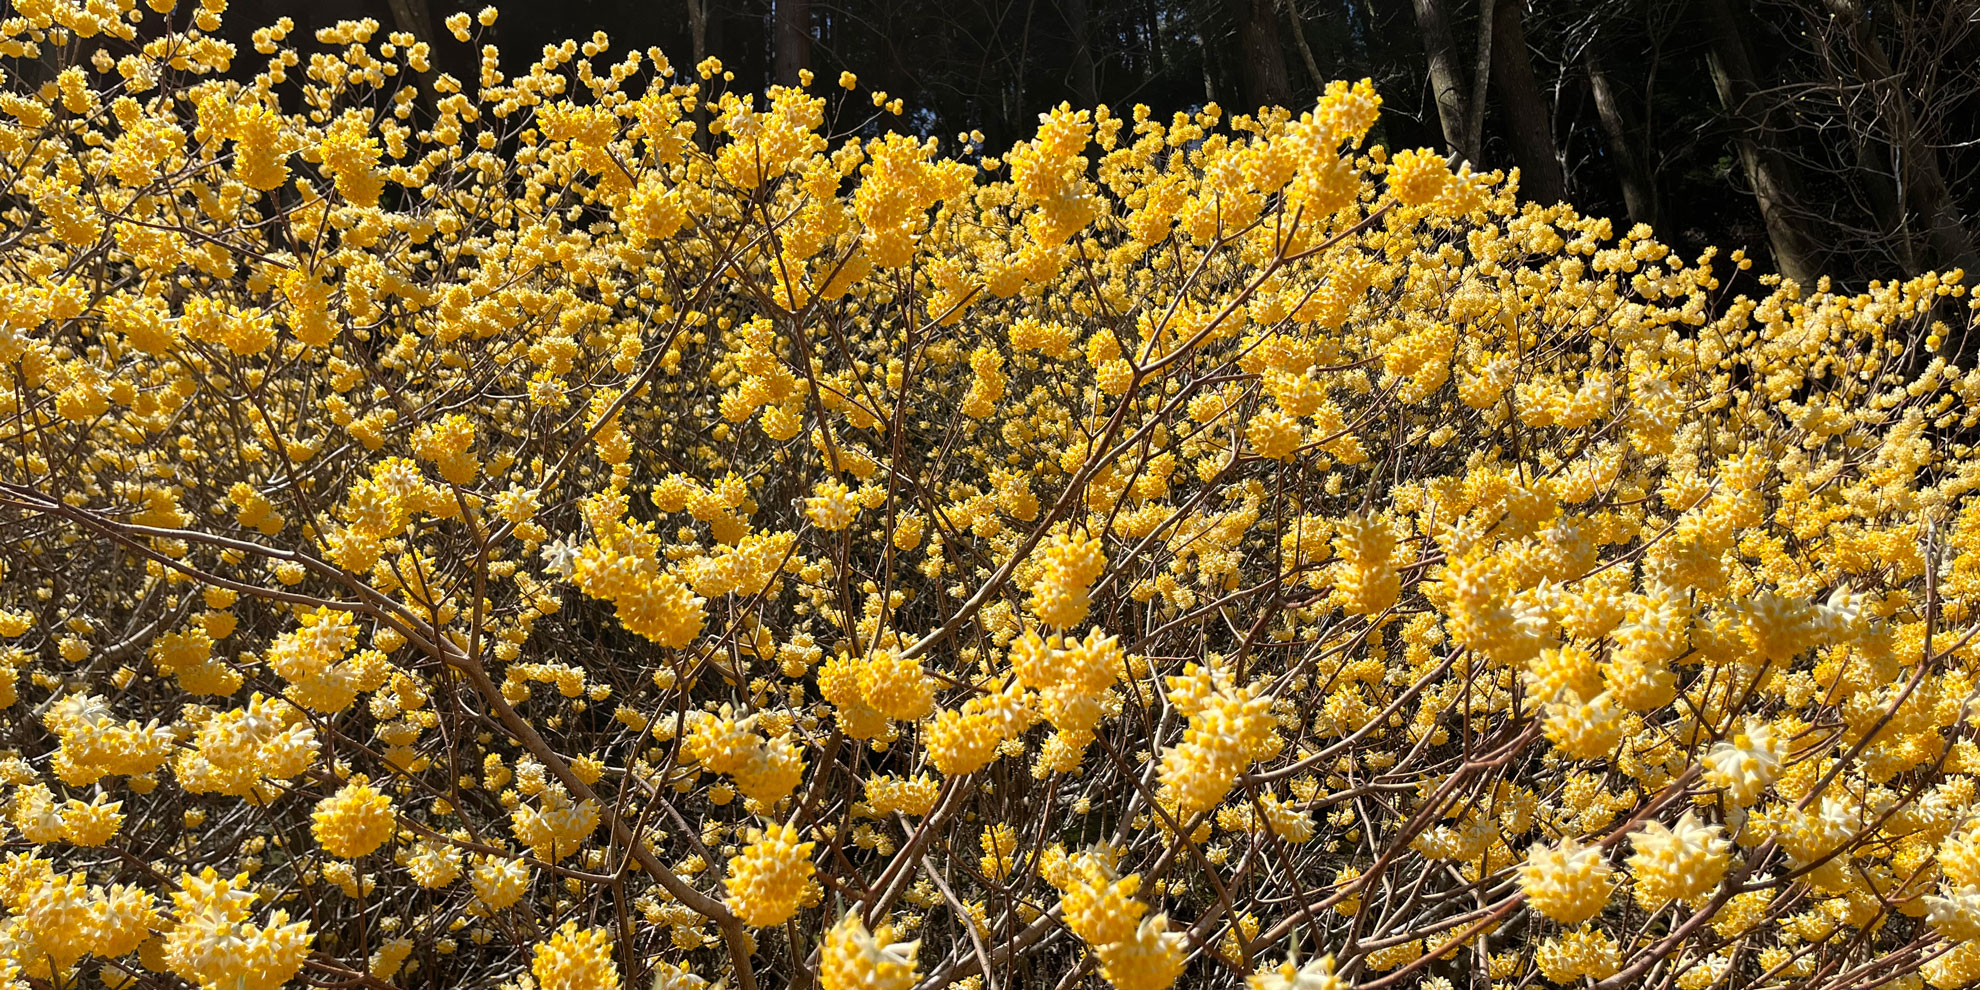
[
  {"x1": 1465, "y1": 0, "x2": 1494, "y2": 170},
  {"x1": 1700, "y1": 0, "x2": 1821, "y2": 284},
  {"x1": 381, "y1": 0, "x2": 434, "y2": 116},
  {"x1": 381, "y1": 0, "x2": 432, "y2": 43},
  {"x1": 1068, "y1": 0, "x2": 1099, "y2": 109},
  {"x1": 687, "y1": 0, "x2": 711, "y2": 149},
  {"x1": 1823, "y1": 0, "x2": 1979, "y2": 278},
  {"x1": 1285, "y1": 0, "x2": 1328, "y2": 95},
  {"x1": 1225, "y1": 0, "x2": 1294, "y2": 109},
  {"x1": 687, "y1": 0, "x2": 708, "y2": 66},
  {"x1": 774, "y1": 0, "x2": 811, "y2": 86},
  {"x1": 1852, "y1": 135, "x2": 1917, "y2": 274},
  {"x1": 1408, "y1": 0, "x2": 1475, "y2": 162},
  {"x1": 1488, "y1": 1, "x2": 1563, "y2": 203},
  {"x1": 1585, "y1": 46, "x2": 1655, "y2": 227},
  {"x1": 1198, "y1": 7, "x2": 1220, "y2": 106}
]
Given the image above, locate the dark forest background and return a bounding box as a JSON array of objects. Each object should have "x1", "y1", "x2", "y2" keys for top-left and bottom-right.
[{"x1": 208, "y1": 0, "x2": 1980, "y2": 285}]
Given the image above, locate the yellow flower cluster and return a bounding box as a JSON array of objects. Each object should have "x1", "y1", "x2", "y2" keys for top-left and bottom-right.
[
  {"x1": 0, "y1": 869, "x2": 157, "y2": 977},
  {"x1": 164, "y1": 870, "x2": 314, "y2": 990},
  {"x1": 509, "y1": 782, "x2": 601, "y2": 862},
  {"x1": 1247, "y1": 953, "x2": 1346, "y2": 990},
  {"x1": 1011, "y1": 626, "x2": 1127, "y2": 772},
  {"x1": 1052, "y1": 849, "x2": 1186, "y2": 990},
  {"x1": 724, "y1": 824, "x2": 818, "y2": 928},
  {"x1": 4, "y1": 3, "x2": 1980, "y2": 988},
  {"x1": 1518, "y1": 837, "x2": 1614, "y2": 924},
  {"x1": 1157, "y1": 664, "x2": 1282, "y2": 816},
  {"x1": 311, "y1": 779, "x2": 397, "y2": 859},
  {"x1": 533, "y1": 922, "x2": 620, "y2": 990},
  {"x1": 819, "y1": 911, "x2": 920, "y2": 990},
  {"x1": 685, "y1": 705, "x2": 806, "y2": 807},
  {"x1": 1626, "y1": 811, "x2": 1731, "y2": 909},
  {"x1": 42, "y1": 693, "x2": 174, "y2": 786}
]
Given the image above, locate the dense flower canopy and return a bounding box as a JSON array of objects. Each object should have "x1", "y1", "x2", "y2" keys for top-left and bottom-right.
[{"x1": 2, "y1": 2, "x2": 1979, "y2": 990}]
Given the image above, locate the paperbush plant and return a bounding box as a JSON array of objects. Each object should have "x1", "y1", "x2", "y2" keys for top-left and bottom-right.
[{"x1": 1, "y1": 4, "x2": 1978, "y2": 990}]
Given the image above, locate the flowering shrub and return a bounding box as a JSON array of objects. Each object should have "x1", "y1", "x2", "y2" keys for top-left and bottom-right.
[{"x1": 1, "y1": 4, "x2": 1979, "y2": 990}]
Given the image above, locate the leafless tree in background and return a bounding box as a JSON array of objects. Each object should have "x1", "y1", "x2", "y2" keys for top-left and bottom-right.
[
  {"x1": 1763, "y1": 0, "x2": 1980, "y2": 280},
  {"x1": 184, "y1": 0, "x2": 1980, "y2": 288}
]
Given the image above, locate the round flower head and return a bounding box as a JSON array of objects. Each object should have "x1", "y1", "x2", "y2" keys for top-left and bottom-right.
[
  {"x1": 311, "y1": 780, "x2": 395, "y2": 859},
  {"x1": 820, "y1": 911, "x2": 920, "y2": 990},
  {"x1": 532, "y1": 922, "x2": 619, "y2": 990},
  {"x1": 1248, "y1": 953, "x2": 1346, "y2": 990},
  {"x1": 1518, "y1": 837, "x2": 1614, "y2": 924},
  {"x1": 471, "y1": 855, "x2": 530, "y2": 910},
  {"x1": 1095, "y1": 913, "x2": 1185, "y2": 990},
  {"x1": 1926, "y1": 884, "x2": 1980, "y2": 942},
  {"x1": 725, "y1": 824, "x2": 817, "y2": 928},
  {"x1": 1628, "y1": 812, "x2": 1731, "y2": 909},
  {"x1": 1703, "y1": 718, "x2": 1787, "y2": 806}
]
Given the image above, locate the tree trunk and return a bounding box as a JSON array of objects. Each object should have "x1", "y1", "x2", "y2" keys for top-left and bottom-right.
[
  {"x1": 1284, "y1": 0, "x2": 1328, "y2": 95},
  {"x1": 1700, "y1": 0, "x2": 1822, "y2": 285},
  {"x1": 1349, "y1": 0, "x2": 1394, "y2": 149},
  {"x1": 1015, "y1": 0, "x2": 1037, "y2": 131},
  {"x1": 1852, "y1": 135, "x2": 1917, "y2": 274},
  {"x1": 1465, "y1": 0, "x2": 1494, "y2": 171},
  {"x1": 1067, "y1": 0, "x2": 1099, "y2": 109},
  {"x1": 1822, "y1": 0, "x2": 1980, "y2": 278},
  {"x1": 774, "y1": 0, "x2": 811, "y2": 86},
  {"x1": 686, "y1": 0, "x2": 708, "y2": 65},
  {"x1": 382, "y1": 0, "x2": 433, "y2": 43},
  {"x1": 1225, "y1": 0, "x2": 1294, "y2": 110},
  {"x1": 1584, "y1": 46, "x2": 1656, "y2": 227},
  {"x1": 1199, "y1": 6, "x2": 1220, "y2": 107},
  {"x1": 1489, "y1": 1, "x2": 1564, "y2": 203},
  {"x1": 1408, "y1": 0, "x2": 1475, "y2": 162},
  {"x1": 687, "y1": 0, "x2": 711, "y2": 149},
  {"x1": 381, "y1": 0, "x2": 436, "y2": 116}
]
